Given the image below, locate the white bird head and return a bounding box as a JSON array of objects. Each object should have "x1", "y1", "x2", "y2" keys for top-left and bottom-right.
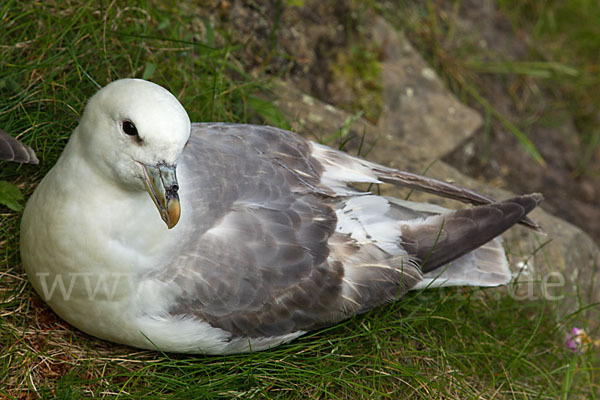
[{"x1": 76, "y1": 79, "x2": 191, "y2": 228}]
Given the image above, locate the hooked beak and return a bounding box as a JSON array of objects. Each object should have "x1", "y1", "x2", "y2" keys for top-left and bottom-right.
[{"x1": 139, "y1": 162, "x2": 181, "y2": 229}]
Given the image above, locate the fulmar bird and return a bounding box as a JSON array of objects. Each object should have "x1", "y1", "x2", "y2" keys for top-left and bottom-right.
[{"x1": 20, "y1": 79, "x2": 542, "y2": 354}]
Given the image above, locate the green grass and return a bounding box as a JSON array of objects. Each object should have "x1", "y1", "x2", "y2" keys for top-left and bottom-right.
[
  {"x1": 496, "y1": 0, "x2": 600, "y2": 176},
  {"x1": 1, "y1": 1, "x2": 598, "y2": 398}
]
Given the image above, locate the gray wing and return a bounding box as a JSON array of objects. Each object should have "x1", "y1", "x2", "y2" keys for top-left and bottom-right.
[
  {"x1": 154, "y1": 123, "x2": 539, "y2": 340},
  {"x1": 158, "y1": 124, "x2": 355, "y2": 338},
  {"x1": 0, "y1": 129, "x2": 38, "y2": 164}
]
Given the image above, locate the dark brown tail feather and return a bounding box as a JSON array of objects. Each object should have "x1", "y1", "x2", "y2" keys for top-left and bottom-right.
[
  {"x1": 374, "y1": 167, "x2": 542, "y2": 232},
  {"x1": 400, "y1": 193, "x2": 543, "y2": 273}
]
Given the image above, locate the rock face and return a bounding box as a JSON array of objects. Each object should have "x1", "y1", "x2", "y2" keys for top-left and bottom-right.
[
  {"x1": 272, "y1": 17, "x2": 600, "y2": 329},
  {"x1": 373, "y1": 18, "x2": 482, "y2": 159}
]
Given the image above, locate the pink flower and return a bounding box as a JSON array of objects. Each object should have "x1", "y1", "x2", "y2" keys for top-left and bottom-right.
[{"x1": 565, "y1": 327, "x2": 593, "y2": 353}]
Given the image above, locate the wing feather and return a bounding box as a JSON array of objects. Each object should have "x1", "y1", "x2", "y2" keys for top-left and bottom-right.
[
  {"x1": 158, "y1": 124, "x2": 346, "y2": 337},
  {"x1": 0, "y1": 129, "x2": 38, "y2": 164},
  {"x1": 152, "y1": 123, "x2": 540, "y2": 340}
]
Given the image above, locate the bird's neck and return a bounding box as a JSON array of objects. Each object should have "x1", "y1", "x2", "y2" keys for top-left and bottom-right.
[{"x1": 22, "y1": 130, "x2": 175, "y2": 277}]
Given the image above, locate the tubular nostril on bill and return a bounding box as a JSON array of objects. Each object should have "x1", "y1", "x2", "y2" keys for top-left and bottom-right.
[{"x1": 166, "y1": 184, "x2": 179, "y2": 198}]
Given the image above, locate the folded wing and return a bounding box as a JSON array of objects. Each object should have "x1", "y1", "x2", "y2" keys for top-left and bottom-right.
[{"x1": 152, "y1": 123, "x2": 540, "y2": 342}]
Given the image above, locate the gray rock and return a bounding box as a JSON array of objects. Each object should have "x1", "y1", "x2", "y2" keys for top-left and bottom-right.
[{"x1": 373, "y1": 17, "x2": 482, "y2": 159}]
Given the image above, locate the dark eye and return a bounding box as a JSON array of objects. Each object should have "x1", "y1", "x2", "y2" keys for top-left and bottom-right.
[{"x1": 122, "y1": 120, "x2": 138, "y2": 136}]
